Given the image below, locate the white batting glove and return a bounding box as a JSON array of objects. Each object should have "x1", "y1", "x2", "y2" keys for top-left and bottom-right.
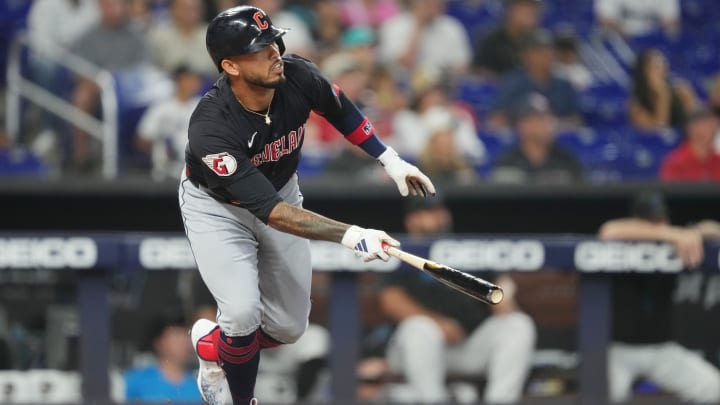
[
  {"x1": 378, "y1": 147, "x2": 436, "y2": 197},
  {"x1": 341, "y1": 225, "x2": 400, "y2": 262}
]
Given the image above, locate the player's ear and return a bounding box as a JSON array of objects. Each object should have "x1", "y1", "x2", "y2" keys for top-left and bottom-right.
[{"x1": 220, "y1": 59, "x2": 240, "y2": 76}]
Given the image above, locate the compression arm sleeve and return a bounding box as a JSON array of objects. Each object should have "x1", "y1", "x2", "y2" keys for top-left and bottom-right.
[{"x1": 320, "y1": 88, "x2": 387, "y2": 158}]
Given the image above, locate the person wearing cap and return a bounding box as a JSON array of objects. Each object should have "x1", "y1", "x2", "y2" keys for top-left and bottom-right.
[
  {"x1": 489, "y1": 29, "x2": 581, "y2": 129},
  {"x1": 135, "y1": 66, "x2": 203, "y2": 180},
  {"x1": 599, "y1": 192, "x2": 720, "y2": 403},
  {"x1": 492, "y1": 93, "x2": 583, "y2": 184},
  {"x1": 660, "y1": 108, "x2": 720, "y2": 181},
  {"x1": 376, "y1": 196, "x2": 535, "y2": 404},
  {"x1": 472, "y1": 0, "x2": 542, "y2": 77}
]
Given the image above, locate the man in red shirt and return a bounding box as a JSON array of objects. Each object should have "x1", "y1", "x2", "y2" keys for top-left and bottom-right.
[{"x1": 660, "y1": 108, "x2": 720, "y2": 181}]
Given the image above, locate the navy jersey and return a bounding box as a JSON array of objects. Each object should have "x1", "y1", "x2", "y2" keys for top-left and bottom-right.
[{"x1": 185, "y1": 55, "x2": 343, "y2": 222}]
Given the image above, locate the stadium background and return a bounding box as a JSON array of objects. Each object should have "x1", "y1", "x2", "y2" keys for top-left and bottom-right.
[{"x1": 1, "y1": 0, "x2": 720, "y2": 404}]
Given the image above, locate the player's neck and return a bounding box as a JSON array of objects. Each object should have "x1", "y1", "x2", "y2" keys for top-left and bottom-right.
[{"x1": 231, "y1": 80, "x2": 275, "y2": 112}]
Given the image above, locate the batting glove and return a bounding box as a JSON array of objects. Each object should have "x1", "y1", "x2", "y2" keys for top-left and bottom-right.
[
  {"x1": 378, "y1": 147, "x2": 436, "y2": 197},
  {"x1": 341, "y1": 225, "x2": 400, "y2": 262}
]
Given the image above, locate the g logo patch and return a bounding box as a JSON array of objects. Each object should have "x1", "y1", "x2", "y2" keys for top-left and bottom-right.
[{"x1": 202, "y1": 152, "x2": 238, "y2": 176}]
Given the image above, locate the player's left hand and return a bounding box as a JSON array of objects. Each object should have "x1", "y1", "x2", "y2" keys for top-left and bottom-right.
[{"x1": 378, "y1": 147, "x2": 436, "y2": 197}]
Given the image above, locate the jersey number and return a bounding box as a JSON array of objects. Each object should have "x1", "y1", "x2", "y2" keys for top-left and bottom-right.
[{"x1": 253, "y1": 12, "x2": 269, "y2": 30}]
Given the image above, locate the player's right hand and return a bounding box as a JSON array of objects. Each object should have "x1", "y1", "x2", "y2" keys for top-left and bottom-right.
[{"x1": 341, "y1": 225, "x2": 400, "y2": 262}]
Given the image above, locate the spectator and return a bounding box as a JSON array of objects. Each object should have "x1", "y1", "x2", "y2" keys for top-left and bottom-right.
[
  {"x1": 341, "y1": 0, "x2": 399, "y2": 29},
  {"x1": 378, "y1": 0, "x2": 472, "y2": 74},
  {"x1": 707, "y1": 73, "x2": 720, "y2": 154},
  {"x1": 660, "y1": 108, "x2": 720, "y2": 181},
  {"x1": 124, "y1": 315, "x2": 202, "y2": 403},
  {"x1": 377, "y1": 195, "x2": 536, "y2": 404},
  {"x1": 341, "y1": 26, "x2": 377, "y2": 75},
  {"x1": 417, "y1": 107, "x2": 481, "y2": 184},
  {"x1": 595, "y1": 0, "x2": 680, "y2": 38},
  {"x1": 69, "y1": 0, "x2": 152, "y2": 170},
  {"x1": 489, "y1": 30, "x2": 581, "y2": 129},
  {"x1": 709, "y1": 73, "x2": 720, "y2": 120},
  {"x1": 27, "y1": 0, "x2": 99, "y2": 62},
  {"x1": 148, "y1": 0, "x2": 216, "y2": 77},
  {"x1": 305, "y1": 53, "x2": 371, "y2": 155},
  {"x1": 629, "y1": 49, "x2": 697, "y2": 131},
  {"x1": 312, "y1": 0, "x2": 345, "y2": 61},
  {"x1": 135, "y1": 66, "x2": 202, "y2": 180},
  {"x1": 553, "y1": 30, "x2": 593, "y2": 91},
  {"x1": 247, "y1": 0, "x2": 315, "y2": 58},
  {"x1": 492, "y1": 93, "x2": 583, "y2": 184},
  {"x1": 598, "y1": 191, "x2": 720, "y2": 403},
  {"x1": 257, "y1": 324, "x2": 330, "y2": 402},
  {"x1": 393, "y1": 70, "x2": 484, "y2": 165},
  {"x1": 472, "y1": 0, "x2": 541, "y2": 77}
]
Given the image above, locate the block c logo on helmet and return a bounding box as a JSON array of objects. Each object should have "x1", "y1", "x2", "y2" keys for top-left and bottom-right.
[
  {"x1": 203, "y1": 152, "x2": 238, "y2": 176},
  {"x1": 253, "y1": 11, "x2": 269, "y2": 30}
]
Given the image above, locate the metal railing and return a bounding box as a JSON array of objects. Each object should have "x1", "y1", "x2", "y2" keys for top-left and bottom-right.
[{"x1": 5, "y1": 34, "x2": 119, "y2": 179}]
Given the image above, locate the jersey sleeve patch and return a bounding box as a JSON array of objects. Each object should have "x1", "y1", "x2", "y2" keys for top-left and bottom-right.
[{"x1": 202, "y1": 152, "x2": 238, "y2": 176}]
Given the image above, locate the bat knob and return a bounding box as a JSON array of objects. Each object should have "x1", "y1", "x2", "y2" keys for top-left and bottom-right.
[
  {"x1": 489, "y1": 288, "x2": 504, "y2": 305},
  {"x1": 381, "y1": 242, "x2": 391, "y2": 252}
]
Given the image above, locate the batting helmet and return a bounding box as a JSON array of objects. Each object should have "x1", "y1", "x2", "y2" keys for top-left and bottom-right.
[{"x1": 206, "y1": 6, "x2": 287, "y2": 72}]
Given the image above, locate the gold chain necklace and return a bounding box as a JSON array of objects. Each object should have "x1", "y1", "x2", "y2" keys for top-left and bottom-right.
[{"x1": 235, "y1": 92, "x2": 273, "y2": 125}]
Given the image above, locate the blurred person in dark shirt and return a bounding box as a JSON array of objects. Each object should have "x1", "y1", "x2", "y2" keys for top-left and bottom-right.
[
  {"x1": 599, "y1": 191, "x2": 720, "y2": 403},
  {"x1": 69, "y1": 0, "x2": 152, "y2": 171},
  {"x1": 489, "y1": 30, "x2": 581, "y2": 129},
  {"x1": 660, "y1": 108, "x2": 720, "y2": 181},
  {"x1": 148, "y1": 0, "x2": 216, "y2": 77},
  {"x1": 124, "y1": 315, "x2": 202, "y2": 403},
  {"x1": 628, "y1": 49, "x2": 697, "y2": 132},
  {"x1": 492, "y1": 93, "x2": 583, "y2": 184},
  {"x1": 377, "y1": 196, "x2": 536, "y2": 403},
  {"x1": 472, "y1": 0, "x2": 541, "y2": 77}
]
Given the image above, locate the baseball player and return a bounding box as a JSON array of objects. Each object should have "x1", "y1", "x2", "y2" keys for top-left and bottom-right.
[{"x1": 180, "y1": 6, "x2": 435, "y2": 405}]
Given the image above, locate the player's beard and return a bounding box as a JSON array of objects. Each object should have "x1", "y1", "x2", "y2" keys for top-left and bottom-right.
[{"x1": 247, "y1": 74, "x2": 286, "y2": 89}]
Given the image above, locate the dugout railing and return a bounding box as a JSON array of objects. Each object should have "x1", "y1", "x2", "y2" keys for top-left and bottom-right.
[{"x1": 0, "y1": 233, "x2": 718, "y2": 405}]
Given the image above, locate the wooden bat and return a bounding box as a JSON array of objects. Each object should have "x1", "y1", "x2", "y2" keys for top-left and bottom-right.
[{"x1": 382, "y1": 243, "x2": 504, "y2": 305}]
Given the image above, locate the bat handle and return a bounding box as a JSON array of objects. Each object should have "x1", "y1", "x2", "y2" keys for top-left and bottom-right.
[{"x1": 381, "y1": 242, "x2": 399, "y2": 256}]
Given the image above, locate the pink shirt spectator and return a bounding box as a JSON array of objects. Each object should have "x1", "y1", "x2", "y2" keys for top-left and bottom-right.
[{"x1": 341, "y1": 0, "x2": 400, "y2": 28}]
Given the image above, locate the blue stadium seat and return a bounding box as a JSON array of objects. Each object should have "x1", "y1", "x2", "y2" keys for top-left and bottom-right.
[
  {"x1": 0, "y1": 149, "x2": 49, "y2": 176},
  {"x1": 580, "y1": 84, "x2": 629, "y2": 128},
  {"x1": 456, "y1": 79, "x2": 498, "y2": 119}
]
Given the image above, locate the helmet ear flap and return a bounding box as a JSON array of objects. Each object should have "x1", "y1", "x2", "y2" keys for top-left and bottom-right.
[{"x1": 276, "y1": 37, "x2": 286, "y2": 56}]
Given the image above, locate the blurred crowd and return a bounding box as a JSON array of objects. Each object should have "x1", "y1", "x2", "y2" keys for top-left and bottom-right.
[{"x1": 0, "y1": 0, "x2": 718, "y2": 183}]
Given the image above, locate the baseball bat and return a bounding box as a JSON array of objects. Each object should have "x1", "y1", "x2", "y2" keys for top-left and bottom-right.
[{"x1": 382, "y1": 243, "x2": 504, "y2": 305}]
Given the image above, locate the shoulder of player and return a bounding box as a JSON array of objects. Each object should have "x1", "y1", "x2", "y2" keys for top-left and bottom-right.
[{"x1": 282, "y1": 54, "x2": 324, "y2": 83}]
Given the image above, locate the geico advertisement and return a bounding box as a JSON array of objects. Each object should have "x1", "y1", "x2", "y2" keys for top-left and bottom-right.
[
  {"x1": 138, "y1": 238, "x2": 399, "y2": 271},
  {"x1": 139, "y1": 238, "x2": 196, "y2": 269},
  {"x1": 429, "y1": 240, "x2": 545, "y2": 271},
  {"x1": 0, "y1": 238, "x2": 97, "y2": 269},
  {"x1": 574, "y1": 241, "x2": 684, "y2": 272}
]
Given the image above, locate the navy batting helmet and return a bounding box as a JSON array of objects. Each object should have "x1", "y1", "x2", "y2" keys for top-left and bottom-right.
[{"x1": 206, "y1": 6, "x2": 287, "y2": 72}]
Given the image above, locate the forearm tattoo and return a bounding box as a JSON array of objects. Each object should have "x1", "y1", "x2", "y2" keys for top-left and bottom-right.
[{"x1": 268, "y1": 202, "x2": 350, "y2": 243}]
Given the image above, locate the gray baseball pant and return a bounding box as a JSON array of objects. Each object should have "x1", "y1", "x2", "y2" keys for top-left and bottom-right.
[{"x1": 179, "y1": 171, "x2": 311, "y2": 343}]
